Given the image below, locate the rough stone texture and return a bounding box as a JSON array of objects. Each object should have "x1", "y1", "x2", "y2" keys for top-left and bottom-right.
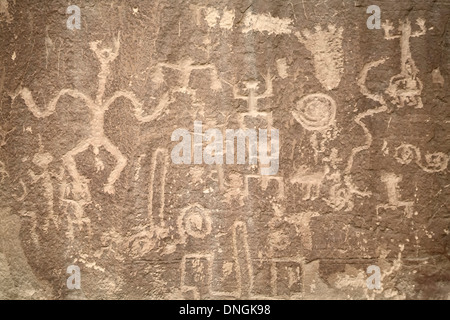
[{"x1": 0, "y1": 0, "x2": 449, "y2": 300}]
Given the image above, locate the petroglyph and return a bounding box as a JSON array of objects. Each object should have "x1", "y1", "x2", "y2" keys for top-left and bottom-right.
[
  {"x1": 178, "y1": 204, "x2": 212, "y2": 244},
  {"x1": 0, "y1": 160, "x2": 8, "y2": 183},
  {"x1": 233, "y1": 71, "x2": 274, "y2": 129},
  {"x1": 21, "y1": 210, "x2": 39, "y2": 247},
  {"x1": 27, "y1": 136, "x2": 57, "y2": 231},
  {"x1": 0, "y1": 127, "x2": 13, "y2": 183},
  {"x1": 233, "y1": 221, "x2": 253, "y2": 299},
  {"x1": 334, "y1": 245, "x2": 406, "y2": 300},
  {"x1": 383, "y1": 18, "x2": 426, "y2": 109},
  {"x1": 130, "y1": 149, "x2": 171, "y2": 256},
  {"x1": 2, "y1": 0, "x2": 448, "y2": 301},
  {"x1": 290, "y1": 165, "x2": 330, "y2": 201},
  {"x1": 292, "y1": 93, "x2": 337, "y2": 131},
  {"x1": 17, "y1": 34, "x2": 173, "y2": 196},
  {"x1": 325, "y1": 178, "x2": 354, "y2": 212},
  {"x1": 133, "y1": 154, "x2": 146, "y2": 181},
  {"x1": 286, "y1": 212, "x2": 319, "y2": 251},
  {"x1": 202, "y1": 7, "x2": 235, "y2": 30},
  {"x1": 223, "y1": 172, "x2": 245, "y2": 206},
  {"x1": 271, "y1": 259, "x2": 303, "y2": 298},
  {"x1": 395, "y1": 143, "x2": 449, "y2": 173},
  {"x1": 63, "y1": 198, "x2": 93, "y2": 242},
  {"x1": 244, "y1": 175, "x2": 285, "y2": 199},
  {"x1": 336, "y1": 58, "x2": 391, "y2": 208},
  {"x1": 59, "y1": 168, "x2": 92, "y2": 242},
  {"x1": 242, "y1": 12, "x2": 293, "y2": 35},
  {"x1": 295, "y1": 25, "x2": 344, "y2": 90},
  {"x1": 353, "y1": 58, "x2": 390, "y2": 167},
  {"x1": 204, "y1": 7, "x2": 220, "y2": 28},
  {"x1": 152, "y1": 58, "x2": 222, "y2": 93},
  {"x1": 276, "y1": 58, "x2": 289, "y2": 79},
  {"x1": 180, "y1": 253, "x2": 213, "y2": 299},
  {"x1": 148, "y1": 149, "x2": 169, "y2": 229},
  {"x1": 377, "y1": 172, "x2": 414, "y2": 218}
]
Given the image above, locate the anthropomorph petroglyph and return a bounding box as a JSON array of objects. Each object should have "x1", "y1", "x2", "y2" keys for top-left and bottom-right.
[
  {"x1": 340, "y1": 17, "x2": 427, "y2": 209},
  {"x1": 295, "y1": 25, "x2": 344, "y2": 91},
  {"x1": 17, "y1": 34, "x2": 173, "y2": 195},
  {"x1": 152, "y1": 58, "x2": 222, "y2": 94},
  {"x1": 377, "y1": 172, "x2": 414, "y2": 218},
  {"x1": 383, "y1": 18, "x2": 426, "y2": 109},
  {"x1": 395, "y1": 143, "x2": 449, "y2": 173},
  {"x1": 233, "y1": 71, "x2": 274, "y2": 129}
]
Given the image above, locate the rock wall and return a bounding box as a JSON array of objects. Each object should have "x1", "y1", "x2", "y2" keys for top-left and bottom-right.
[{"x1": 0, "y1": 0, "x2": 449, "y2": 299}]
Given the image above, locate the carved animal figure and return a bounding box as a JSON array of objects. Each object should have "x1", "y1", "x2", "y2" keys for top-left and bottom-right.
[{"x1": 290, "y1": 165, "x2": 330, "y2": 201}]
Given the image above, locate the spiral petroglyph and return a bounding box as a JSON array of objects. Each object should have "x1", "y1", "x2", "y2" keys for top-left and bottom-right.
[
  {"x1": 395, "y1": 143, "x2": 449, "y2": 173},
  {"x1": 292, "y1": 93, "x2": 336, "y2": 131}
]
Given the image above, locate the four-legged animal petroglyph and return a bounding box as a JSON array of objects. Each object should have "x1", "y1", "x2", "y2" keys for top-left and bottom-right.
[
  {"x1": 244, "y1": 175, "x2": 285, "y2": 200},
  {"x1": 17, "y1": 34, "x2": 172, "y2": 196},
  {"x1": 383, "y1": 18, "x2": 426, "y2": 109},
  {"x1": 290, "y1": 165, "x2": 330, "y2": 201}
]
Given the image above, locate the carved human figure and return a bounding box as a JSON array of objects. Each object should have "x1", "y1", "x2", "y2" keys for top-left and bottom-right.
[{"x1": 17, "y1": 34, "x2": 172, "y2": 196}]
